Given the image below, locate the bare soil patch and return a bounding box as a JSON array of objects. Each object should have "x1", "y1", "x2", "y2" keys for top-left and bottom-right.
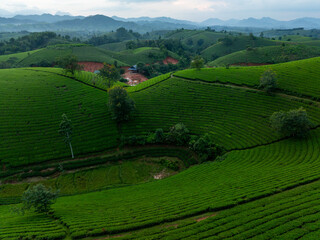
[
  {"x1": 196, "y1": 213, "x2": 217, "y2": 222},
  {"x1": 121, "y1": 66, "x2": 148, "y2": 86},
  {"x1": 78, "y1": 62, "x2": 104, "y2": 72},
  {"x1": 163, "y1": 56, "x2": 179, "y2": 65}
]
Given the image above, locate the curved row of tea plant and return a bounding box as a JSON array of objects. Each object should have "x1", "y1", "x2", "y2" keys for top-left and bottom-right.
[
  {"x1": 47, "y1": 129, "x2": 320, "y2": 239},
  {"x1": 0, "y1": 205, "x2": 66, "y2": 240},
  {"x1": 0, "y1": 68, "x2": 118, "y2": 168},
  {"x1": 125, "y1": 77, "x2": 320, "y2": 150},
  {"x1": 118, "y1": 179, "x2": 320, "y2": 240},
  {"x1": 175, "y1": 57, "x2": 320, "y2": 99}
]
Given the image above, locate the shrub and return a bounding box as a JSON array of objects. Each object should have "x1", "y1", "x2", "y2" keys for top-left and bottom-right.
[
  {"x1": 167, "y1": 123, "x2": 190, "y2": 146},
  {"x1": 108, "y1": 86, "x2": 135, "y2": 122},
  {"x1": 259, "y1": 69, "x2": 277, "y2": 94},
  {"x1": 190, "y1": 134, "x2": 225, "y2": 162},
  {"x1": 18, "y1": 184, "x2": 59, "y2": 214},
  {"x1": 270, "y1": 107, "x2": 312, "y2": 137}
]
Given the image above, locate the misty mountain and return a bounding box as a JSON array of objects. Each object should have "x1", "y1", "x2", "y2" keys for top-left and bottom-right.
[
  {"x1": 112, "y1": 16, "x2": 196, "y2": 26},
  {"x1": 201, "y1": 17, "x2": 320, "y2": 29},
  {"x1": 13, "y1": 13, "x2": 84, "y2": 23}
]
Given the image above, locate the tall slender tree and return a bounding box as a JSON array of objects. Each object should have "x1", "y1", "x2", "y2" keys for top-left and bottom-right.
[{"x1": 59, "y1": 113, "x2": 74, "y2": 158}]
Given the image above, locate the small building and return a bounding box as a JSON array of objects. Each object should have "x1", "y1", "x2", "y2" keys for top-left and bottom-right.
[{"x1": 128, "y1": 65, "x2": 138, "y2": 73}]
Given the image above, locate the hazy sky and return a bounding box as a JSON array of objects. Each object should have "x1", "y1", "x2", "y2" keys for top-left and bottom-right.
[{"x1": 0, "y1": 0, "x2": 319, "y2": 21}]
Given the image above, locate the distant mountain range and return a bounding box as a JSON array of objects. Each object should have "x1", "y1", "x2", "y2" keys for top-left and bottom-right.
[{"x1": 0, "y1": 14, "x2": 319, "y2": 33}]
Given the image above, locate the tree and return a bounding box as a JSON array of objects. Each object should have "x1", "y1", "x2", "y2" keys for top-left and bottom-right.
[
  {"x1": 57, "y1": 55, "x2": 83, "y2": 75},
  {"x1": 108, "y1": 86, "x2": 135, "y2": 122},
  {"x1": 259, "y1": 69, "x2": 277, "y2": 94},
  {"x1": 270, "y1": 107, "x2": 312, "y2": 137},
  {"x1": 19, "y1": 184, "x2": 58, "y2": 214},
  {"x1": 59, "y1": 113, "x2": 74, "y2": 158},
  {"x1": 167, "y1": 123, "x2": 190, "y2": 146},
  {"x1": 99, "y1": 64, "x2": 121, "y2": 88},
  {"x1": 191, "y1": 56, "x2": 204, "y2": 70}
]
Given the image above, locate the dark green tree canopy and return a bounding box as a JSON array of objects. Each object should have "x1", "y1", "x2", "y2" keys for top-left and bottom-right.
[
  {"x1": 259, "y1": 68, "x2": 277, "y2": 93},
  {"x1": 167, "y1": 123, "x2": 190, "y2": 146},
  {"x1": 20, "y1": 184, "x2": 58, "y2": 214},
  {"x1": 270, "y1": 107, "x2": 312, "y2": 138},
  {"x1": 191, "y1": 56, "x2": 204, "y2": 70},
  {"x1": 99, "y1": 63, "x2": 121, "y2": 88},
  {"x1": 57, "y1": 55, "x2": 83, "y2": 75},
  {"x1": 108, "y1": 86, "x2": 135, "y2": 122}
]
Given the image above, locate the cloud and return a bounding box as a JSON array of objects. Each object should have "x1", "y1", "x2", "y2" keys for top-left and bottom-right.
[{"x1": 0, "y1": 0, "x2": 319, "y2": 21}]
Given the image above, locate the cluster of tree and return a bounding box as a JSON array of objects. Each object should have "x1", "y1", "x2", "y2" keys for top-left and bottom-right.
[
  {"x1": 0, "y1": 32, "x2": 73, "y2": 55},
  {"x1": 136, "y1": 57, "x2": 190, "y2": 78},
  {"x1": 191, "y1": 56, "x2": 205, "y2": 70},
  {"x1": 13, "y1": 184, "x2": 58, "y2": 215},
  {"x1": 126, "y1": 39, "x2": 187, "y2": 55},
  {"x1": 270, "y1": 107, "x2": 312, "y2": 138},
  {"x1": 56, "y1": 55, "x2": 83, "y2": 75},
  {"x1": 259, "y1": 69, "x2": 277, "y2": 94},
  {"x1": 108, "y1": 86, "x2": 135, "y2": 122},
  {"x1": 87, "y1": 28, "x2": 141, "y2": 46},
  {"x1": 121, "y1": 123, "x2": 224, "y2": 162}
]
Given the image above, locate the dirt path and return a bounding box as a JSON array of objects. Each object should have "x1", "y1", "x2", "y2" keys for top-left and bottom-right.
[{"x1": 173, "y1": 75, "x2": 320, "y2": 107}]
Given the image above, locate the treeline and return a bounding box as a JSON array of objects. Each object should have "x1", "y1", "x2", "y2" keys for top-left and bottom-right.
[
  {"x1": 87, "y1": 27, "x2": 142, "y2": 46},
  {"x1": 0, "y1": 32, "x2": 75, "y2": 55}
]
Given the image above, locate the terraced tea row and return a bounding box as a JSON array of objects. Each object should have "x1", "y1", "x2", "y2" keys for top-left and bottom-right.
[
  {"x1": 118, "y1": 179, "x2": 320, "y2": 240},
  {"x1": 126, "y1": 77, "x2": 320, "y2": 150},
  {"x1": 4, "y1": 67, "x2": 320, "y2": 167},
  {"x1": 175, "y1": 57, "x2": 320, "y2": 99},
  {"x1": 0, "y1": 205, "x2": 66, "y2": 240},
  {"x1": 47, "y1": 129, "x2": 320, "y2": 238},
  {"x1": 0, "y1": 68, "x2": 118, "y2": 167}
]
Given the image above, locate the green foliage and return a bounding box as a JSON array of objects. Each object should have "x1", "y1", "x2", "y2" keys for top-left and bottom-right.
[
  {"x1": 160, "y1": 158, "x2": 179, "y2": 171},
  {"x1": 190, "y1": 134, "x2": 224, "y2": 162},
  {"x1": 108, "y1": 86, "x2": 135, "y2": 122},
  {"x1": 57, "y1": 55, "x2": 83, "y2": 75},
  {"x1": 190, "y1": 56, "x2": 204, "y2": 70},
  {"x1": 20, "y1": 184, "x2": 58, "y2": 214},
  {"x1": 259, "y1": 68, "x2": 277, "y2": 93},
  {"x1": 0, "y1": 32, "x2": 71, "y2": 55},
  {"x1": 270, "y1": 107, "x2": 312, "y2": 137},
  {"x1": 98, "y1": 63, "x2": 120, "y2": 88},
  {"x1": 167, "y1": 123, "x2": 190, "y2": 146}
]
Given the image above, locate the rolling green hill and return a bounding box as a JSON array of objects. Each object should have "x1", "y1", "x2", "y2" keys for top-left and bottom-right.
[
  {"x1": 176, "y1": 57, "x2": 320, "y2": 99},
  {"x1": 1, "y1": 57, "x2": 320, "y2": 239},
  {"x1": 201, "y1": 35, "x2": 279, "y2": 61},
  {"x1": 8, "y1": 44, "x2": 178, "y2": 67},
  {"x1": 209, "y1": 45, "x2": 320, "y2": 66}
]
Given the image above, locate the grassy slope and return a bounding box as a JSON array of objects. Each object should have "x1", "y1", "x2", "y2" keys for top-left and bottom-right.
[
  {"x1": 201, "y1": 36, "x2": 279, "y2": 61},
  {"x1": 209, "y1": 45, "x2": 320, "y2": 66},
  {"x1": 0, "y1": 68, "x2": 118, "y2": 167},
  {"x1": 180, "y1": 31, "x2": 226, "y2": 50},
  {"x1": 0, "y1": 49, "x2": 41, "y2": 63},
  {"x1": 50, "y1": 129, "x2": 320, "y2": 238},
  {"x1": 2, "y1": 58, "x2": 320, "y2": 238},
  {"x1": 118, "y1": 179, "x2": 320, "y2": 239},
  {"x1": 176, "y1": 57, "x2": 320, "y2": 99},
  {"x1": 98, "y1": 41, "x2": 129, "y2": 52},
  {"x1": 2, "y1": 58, "x2": 320, "y2": 166},
  {"x1": 3, "y1": 128, "x2": 320, "y2": 239},
  {"x1": 16, "y1": 45, "x2": 177, "y2": 67}
]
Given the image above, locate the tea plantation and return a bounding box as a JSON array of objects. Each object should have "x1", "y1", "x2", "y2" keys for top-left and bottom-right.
[{"x1": 1, "y1": 57, "x2": 320, "y2": 239}]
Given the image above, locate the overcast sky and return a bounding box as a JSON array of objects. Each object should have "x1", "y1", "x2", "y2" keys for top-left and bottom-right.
[{"x1": 0, "y1": 0, "x2": 319, "y2": 22}]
